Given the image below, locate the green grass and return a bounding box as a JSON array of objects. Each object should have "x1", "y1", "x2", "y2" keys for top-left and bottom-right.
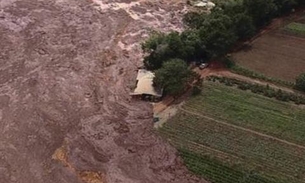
[
  {"x1": 159, "y1": 81, "x2": 305, "y2": 183},
  {"x1": 283, "y1": 22, "x2": 305, "y2": 36},
  {"x1": 183, "y1": 82, "x2": 305, "y2": 145}
]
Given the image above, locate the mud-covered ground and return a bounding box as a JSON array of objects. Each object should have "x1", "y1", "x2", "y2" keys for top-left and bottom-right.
[{"x1": 0, "y1": 0, "x2": 207, "y2": 182}]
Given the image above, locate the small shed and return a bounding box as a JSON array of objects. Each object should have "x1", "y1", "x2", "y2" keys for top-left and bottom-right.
[{"x1": 130, "y1": 69, "x2": 163, "y2": 101}]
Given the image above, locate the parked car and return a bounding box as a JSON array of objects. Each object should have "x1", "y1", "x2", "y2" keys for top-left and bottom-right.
[{"x1": 199, "y1": 63, "x2": 208, "y2": 70}]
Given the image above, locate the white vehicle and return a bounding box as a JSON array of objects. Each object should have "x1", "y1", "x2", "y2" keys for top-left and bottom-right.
[{"x1": 199, "y1": 63, "x2": 208, "y2": 70}]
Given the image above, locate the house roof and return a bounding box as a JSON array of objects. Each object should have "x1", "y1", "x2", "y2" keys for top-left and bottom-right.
[
  {"x1": 194, "y1": 0, "x2": 215, "y2": 7},
  {"x1": 130, "y1": 69, "x2": 163, "y2": 97},
  {"x1": 194, "y1": 2, "x2": 207, "y2": 7}
]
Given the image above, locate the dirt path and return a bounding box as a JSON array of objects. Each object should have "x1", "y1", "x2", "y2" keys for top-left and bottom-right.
[
  {"x1": 197, "y1": 67, "x2": 295, "y2": 93},
  {"x1": 179, "y1": 106, "x2": 305, "y2": 151},
  {"x1": 153, "y1": 103, "x2": 180, "y2": 128}
]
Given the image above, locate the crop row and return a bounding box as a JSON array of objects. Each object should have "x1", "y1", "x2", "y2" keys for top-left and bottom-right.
[
  {"x1": 183, "y1": 81, "x2": 305, "y2": 146},
  {"x1": 160, "y1": 112, "x2": 305, "y2": 182}
]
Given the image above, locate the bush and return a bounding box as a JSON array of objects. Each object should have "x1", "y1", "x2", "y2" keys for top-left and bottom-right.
[
  {"x1": 230, "y1": 64, "x2": 295, "y2": 88},
  {"x1": 296, "y1": 73, "x2": 305, "y2": 92},
  {"x1": 192, "y1": 85, "x2": 202, "y2": 96},
  {"x1": 206, "y1": 76, "x2": 305, "y2": 105}
]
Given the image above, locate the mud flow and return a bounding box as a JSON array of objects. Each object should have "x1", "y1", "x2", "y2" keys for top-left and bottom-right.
[{"x1": 0, "y1": 0, "x2": 207, "y2": 182}]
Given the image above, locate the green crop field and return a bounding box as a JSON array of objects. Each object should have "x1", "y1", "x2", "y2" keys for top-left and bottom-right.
[
  {"x1": 159, "y1": 81, "x2": 305, "y2": 183},
  {"x1": 184, "y1": 81, "x2": 305, "y2": 145},
  {"x1": 283, "y1": 22, "x2": 305, "y2": 36}
]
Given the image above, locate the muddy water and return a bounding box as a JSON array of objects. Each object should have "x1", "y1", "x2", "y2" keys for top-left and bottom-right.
[{"x1": 0, "y1": 0, "x2": 207, "y2": 182}]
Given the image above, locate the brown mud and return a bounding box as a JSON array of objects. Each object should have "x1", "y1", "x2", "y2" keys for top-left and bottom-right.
[{"x1": 0, "y1": 0, "x2": 207, "y2": 182}]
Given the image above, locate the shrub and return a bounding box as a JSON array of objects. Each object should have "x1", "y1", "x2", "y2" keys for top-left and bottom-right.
[
  {"x1": 230, "y1": 64, "x2": 295, "y2": 88},
  {"x1": 192, "y1": 85, "x2": 202, "y2": 96},
  {"x1": 206, "y1": 76, "x2": 305, "y2": 105},
  {"x1": 296, "y1": 73, "x2": 305, "y2": 92}
]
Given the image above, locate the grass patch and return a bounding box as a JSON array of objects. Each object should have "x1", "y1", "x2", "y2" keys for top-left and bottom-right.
[{"x1": 283, "y1": 22, "x2": 305, "y2": 36}]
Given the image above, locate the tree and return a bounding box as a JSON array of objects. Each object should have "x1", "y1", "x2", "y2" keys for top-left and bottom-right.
[
  {"x1": 142, "y1": 32, "x2": 167, "y2": 70},
  {"x1": 243, "y1": 0, "x2": 278, "y2": 27},
  {"x1": 180, "y1": 29, "x2": 207, "y2": 60},
  {"x1": 222, "y1": 0, "x2": 245, "y2": 16},
  {"x1": 154, "y1": 59, "x2": 196, "y2": 96},
  {"x1": 296, "y1": 73, "x2": 305, "y2": 91},
  {"x1": 142, "y1": 31, "x2": 167, "y2": 53},
  {"x1": 233, "y1": 13, "x2": 256, "y2": 39},
  {"x1": 142, "y1": 32, "x2": 190, "y2": 70},
  {"x1": 183, "y1": 12, "x2": 207, "y2": 29},
  {"x1": 198, "y1": 13, "x2": 237, "y2": 58},
  {"x1": 276, "y1": 0, "x2": 297, "y2": 14}
]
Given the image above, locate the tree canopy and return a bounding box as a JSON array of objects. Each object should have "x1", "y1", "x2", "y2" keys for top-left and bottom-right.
[
  {"x1": 243, "y1": 0, "x2": 278, "y2": 27},
  {"x1": 154, "y1": 59, "x2": 196, "y2": 96}
]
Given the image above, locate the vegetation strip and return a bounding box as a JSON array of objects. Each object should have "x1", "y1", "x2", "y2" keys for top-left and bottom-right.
[
  {"x1": 224, "y1": 58, "x2": 295, "y2": 88},
  {"x1": 206, "y1": 75, "x2": 305, "y2": 104}
]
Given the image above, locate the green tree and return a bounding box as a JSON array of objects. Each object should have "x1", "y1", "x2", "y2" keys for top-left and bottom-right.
[
  {"x1": 233, "y1": 13, "x2": 256, "y2": 39},
  {"x1": 142, "y1": 32, "x2": 164, "y2": 52},
  {"x1": 142, "y1": 32, "x2": 168, "y2": 70},
  {"x1": 180, "y1": 29, "x2": 206, "y2": 60},
  {"x1": 199, "y1": 13, "x2": 237, "y2": 58},
  {"x1": 275, "y1": 0, "x2": 297, "y2": 14},
  {"x1": 243, "y1": 0, "x2": 278, "y2": 27},
  {"x1": 142, "y1": 32, "x2": 190, "y2": 70},
  {"x1": 154, "y1": 59, "x2": 196, "y2": 96},
  {"x1": 221, "y1": 0, "x2": 245, "y2": 16},
  {"x1": 183, "y1": 12, "x2": 207, "y2": 29},
  {"x1": 296, "y1": 73, "x2": 305, "y2": 91}
]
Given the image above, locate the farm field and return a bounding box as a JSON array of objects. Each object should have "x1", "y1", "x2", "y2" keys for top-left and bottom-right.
[
  {"x1": 183, "y1": 82, "x2": 305, "y2": 145},
  {"x1": 159, "y1": 81, "x2": 305, "y2": 183},
  {"x1": 232, "y1": 19, "x2": 305, "y2": 82}
]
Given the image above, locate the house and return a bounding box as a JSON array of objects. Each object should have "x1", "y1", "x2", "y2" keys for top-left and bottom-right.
[{"x1": 130, "y1": 69, "x2": 163, "y2": 101}]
